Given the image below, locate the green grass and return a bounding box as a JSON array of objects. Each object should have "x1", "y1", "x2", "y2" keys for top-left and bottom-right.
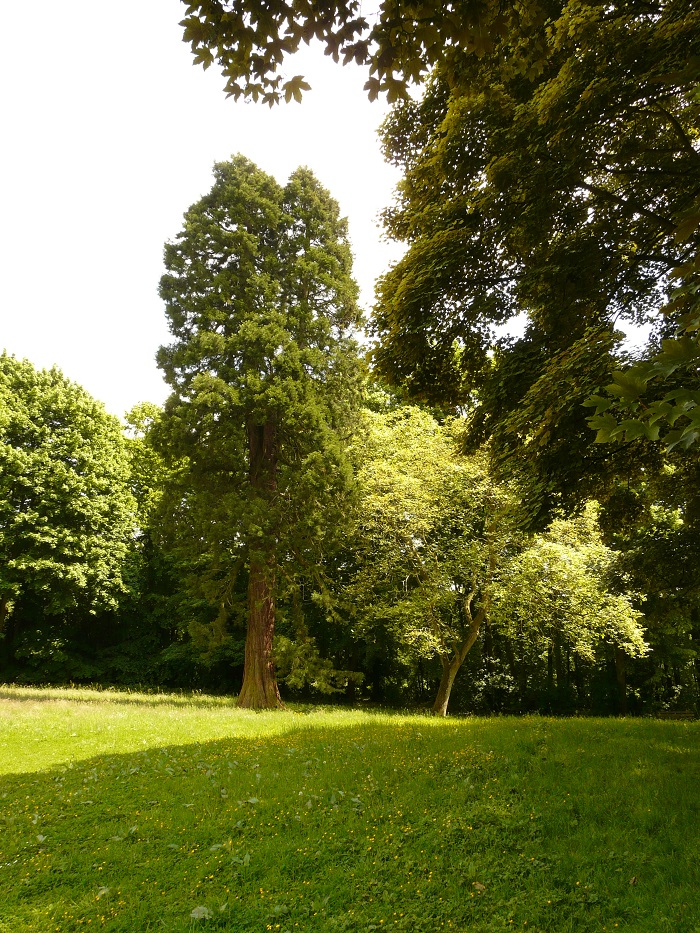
[{"x1": 0, "y1": 686, "x2": 698, "y2": 932}]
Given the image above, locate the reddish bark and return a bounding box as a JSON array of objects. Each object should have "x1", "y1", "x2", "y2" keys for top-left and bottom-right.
[
  {"x1": 237, "y1": 558, "x2": 283, "y2": 709},
  {"x1": 237, "y1": 418, "x2": 284, "y2": 709}
]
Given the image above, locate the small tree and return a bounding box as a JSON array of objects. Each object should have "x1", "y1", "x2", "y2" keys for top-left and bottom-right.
[
  {"x1": 346, "y1": 406, "x2": 517, "y2": 715},
  {"x1": 157, "y1": 155, "x2": 362, "y2": 708},
  {"x1": 0, "y1": 354, "x2": 135, "y2": 674},
  {"x1": 491, "y1": 502, "x2": 648, "y2": 711}
]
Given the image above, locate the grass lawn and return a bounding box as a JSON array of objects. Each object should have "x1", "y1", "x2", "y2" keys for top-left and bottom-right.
[{"x1": 0, "y1": 686, "x2": 698, "y2": 932}]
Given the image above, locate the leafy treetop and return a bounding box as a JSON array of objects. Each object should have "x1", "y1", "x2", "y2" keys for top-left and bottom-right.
[
  {"x1": 363, "y1": 0, "x2": 699, "y2": 512},
  {"x1": 179, "y1": 0, "x2": 556, "y2": 104},
  {"x1": 0, "y1": 354, "x2": 135, "y2": 631},
  {"x1": 373, "y1": 0, "x2": 699, "y2": 396}
]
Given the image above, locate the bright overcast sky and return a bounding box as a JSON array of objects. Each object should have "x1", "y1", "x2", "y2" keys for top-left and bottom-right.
[{"x1": 0, "y1": 1, "x2": 404, "y2": 418}]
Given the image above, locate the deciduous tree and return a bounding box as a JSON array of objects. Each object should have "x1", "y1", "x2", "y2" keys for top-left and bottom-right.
[
  {"x1": 370, "y1": 0, "x2": 699, "y2": 518},
  {"x1": 0, "y1": 354, "x2": 135, "y2": 673},
  {"x1": 345, "y1": 406, "x2": 517, "y2": 715},
  {"x1": 491, "y1": 502, "x2": 648, "y2": 713}
]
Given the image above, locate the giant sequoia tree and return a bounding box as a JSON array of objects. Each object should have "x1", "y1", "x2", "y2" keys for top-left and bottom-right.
[{"x1": 157, "y1": 155, "x2": 362, "y2": 708}]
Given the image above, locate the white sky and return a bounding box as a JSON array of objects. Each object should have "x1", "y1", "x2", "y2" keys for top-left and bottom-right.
[{"x1": 0, "y1": 1, "x2": 404, "y2": 418}]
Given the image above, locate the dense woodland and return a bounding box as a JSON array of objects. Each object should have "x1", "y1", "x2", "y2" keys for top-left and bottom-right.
[{"x1": 1, "y1": 0, "x2": 699, "y2": 715}]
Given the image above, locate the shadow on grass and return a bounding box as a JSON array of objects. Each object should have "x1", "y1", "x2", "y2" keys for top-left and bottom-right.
[{"x1": 0, "y1": 714, "x2": 698, "y2": 933}]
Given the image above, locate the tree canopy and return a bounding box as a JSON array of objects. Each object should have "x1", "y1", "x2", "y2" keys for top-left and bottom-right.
[
  {"x1": 180, "y1": 0, "x2": 540, "y2": 104},
  {"x1": 0, "y1": 354, "x2": 135, "y2": 672},
  {"x1": 345, "y1": 406, "x2": 517, "y2": 714},
  {"x1": 492, "y1": 503, "x2": 647, "y2": 662},
  {"x1": 156, "y1": 154, "x2": 362, "y2": 708},
  {"x1": 373, "y1": 1, "x2": 699, "y2": 392},
  {"x1": 357, "y1": 0, "x2": 697, "y2": 524}
]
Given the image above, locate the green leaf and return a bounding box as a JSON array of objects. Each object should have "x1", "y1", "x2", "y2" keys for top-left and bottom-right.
[
  {"x1": 618, "y1": 419, "x2": 649, "y2": 441},
  {"x1": 605, "y1": 371, "x2": 648, "y2": 402},
  {"x1": 582, "y1": 395, "x2": 612, "y2": 411},
  {"x1": 659, "y1": 337, "x2": 700, "y2": 364},
  {"x1": 282, "y1": 75, "x2": 312, "y2": 103},
  {"x1": 673, "y1": 211, "x2": 700, "y2": 243}
]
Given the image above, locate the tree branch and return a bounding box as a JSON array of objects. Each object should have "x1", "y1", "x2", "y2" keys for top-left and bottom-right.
[
  {"x1": 578, "y1": 181, "x2": 677, "y2": 234},
  {"x1": 650, "y1": 102, "x2": 700, "y2": 164}
]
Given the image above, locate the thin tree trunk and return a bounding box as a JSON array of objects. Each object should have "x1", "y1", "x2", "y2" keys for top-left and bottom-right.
[
  {"x1": 572, "y1": 653, "x2": 585, "y2": 706},
  {"x1": 614, "y1": 646, "x2": 628, "y2": 716},
  {"x1": 553, "y1": 631, "x2": 565, "y2": 690},
  {"x1": 433, "y1": 656, "x2": 460, "y2": 717},
  {"x1": 238, "y1": 418, "x2": 284, "y2": 709},
  {"x1": 691, "y1": 611, "x2": 700, "y2": 705},
  {"x1": 431, "y1": 607, "x2": 485, "y2": 717},
  {"x1": 0, "y1": 595, "x2": 8, "y2": 635},
  {"x1": 0, "y1": 596, "x2": 15, "y2": 672},
  {"x1": 430, "y1": 543, "x2": 497, "y2": 717},
  {"x1": 503, "y1": 634, "x2": 527, "y2": 699}
]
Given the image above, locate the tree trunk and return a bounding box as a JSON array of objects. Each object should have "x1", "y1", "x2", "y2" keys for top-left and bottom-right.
[
  {"x1": 690, "y1": 611, "x2": 700, "y2": 705},
  {"x1": 432, "y1": 656, "x2": 460, "y2": 717},
  {"x1": 0, "y1": 595, "x2": 8, "y2": 635},
  {"x1": 553, "y1": 631, "x2": 565, "y2": 690},
  {"x1": 238, "y1": 558, "x2": 283, "y2": 709},
  {"x1": 431, "y1": 606, "x2": 485, "y2": 716},
  {"x1": 614, "y1": 646, "x2": 628, "y2": 716},
  {"x1": 238, "y1": 418, "x2": 284, "y2": 709},
  {"x1": 0, "y1": 596, "x2": 16, "y2": 673},
  {"x1": 503, "y1": 634, "x2": 527, "y2": 701},
  {"x1": 572, "y1": 653, "x2": 585, "y2": 707}
]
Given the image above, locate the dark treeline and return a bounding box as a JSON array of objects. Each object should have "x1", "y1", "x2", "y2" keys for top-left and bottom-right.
[{"x1": 1, "y1": 349, "x2": 698, "y2": 716}]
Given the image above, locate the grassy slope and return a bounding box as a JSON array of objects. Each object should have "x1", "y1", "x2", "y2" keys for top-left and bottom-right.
[{"x1": 0, "y1": 687, "x2": 698, "y2": 933}]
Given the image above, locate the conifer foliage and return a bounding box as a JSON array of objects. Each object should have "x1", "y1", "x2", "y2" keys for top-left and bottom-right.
[{"x1": 157, "y1": 155, "x2": 362, "y2": 708}]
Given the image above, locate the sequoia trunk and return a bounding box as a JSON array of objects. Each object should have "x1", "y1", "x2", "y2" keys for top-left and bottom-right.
[
  {"x1": 237, "y1": 557, "x2": 283, "y2": 708},
  {"x1": 237, "y1": 418, "x2": 284, "y2": 709}
]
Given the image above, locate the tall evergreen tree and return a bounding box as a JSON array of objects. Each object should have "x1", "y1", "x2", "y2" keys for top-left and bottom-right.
[{"x1": 157, "y1": 155, "x2": 362, "y2": 708}]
